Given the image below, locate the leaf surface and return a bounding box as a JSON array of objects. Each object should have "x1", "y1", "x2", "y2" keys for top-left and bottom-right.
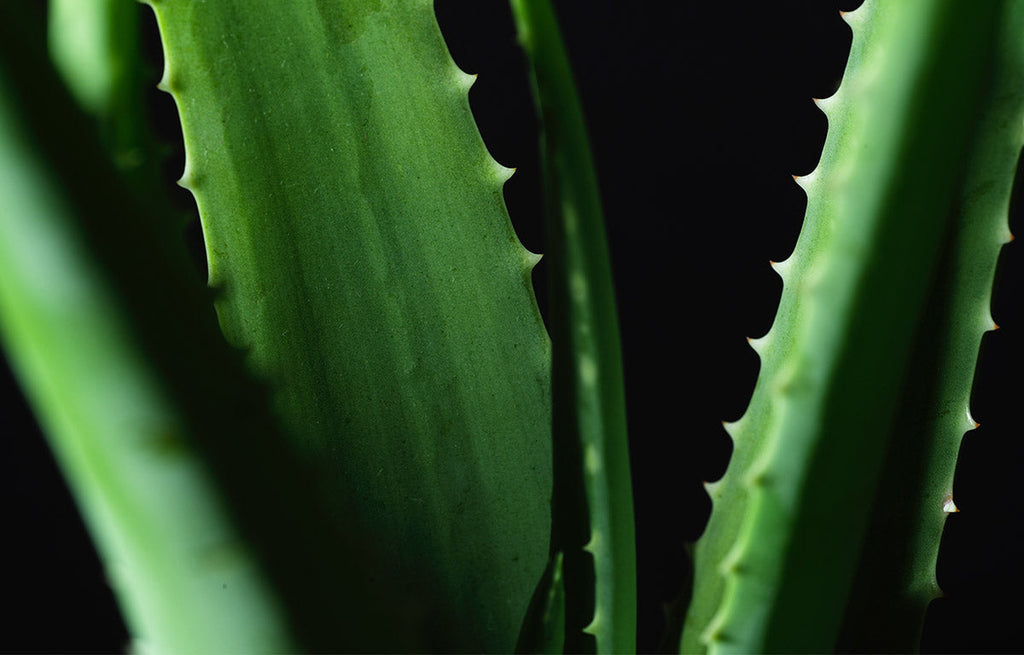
[
  {"x1": 683, "y1": 1, "x2": 1022, "y2": 651},
  {"x1": 0, "y1": 5, "x2": 356, "y2": 651},
  {"x1": 147, "y1": 1, "x2": 553, "y2": 650}
]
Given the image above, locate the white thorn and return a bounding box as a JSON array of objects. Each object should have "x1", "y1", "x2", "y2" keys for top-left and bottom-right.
[
  {"x1": 813, "y1": 95, "x2": 838, "y2": 115},
  {"x1": 156, "y1": 71, "x2": 172, "y2": 93},
  {"x1": 792, "y1": 170, "x2": 818, "y2": 192},
  {"x1": 840, "y1": 1, "x2": 870, "y2": 29},
  {"x1": 721, "y1": 418, "x2": 741, "y2": 438},
  {"x1": 770, "y1": 256, "x2": 794, "y2": 281},
  {"x1": 490, "y1": 159, "x2": 515, "y2": 185},
  {"x1": 965, "y1": 405, "x2": 979, "y2": 430},
  {"x1": 455, "y1": 69, "x2": 477, "y2": 93},
  {"x1": 177, "y1": 159, "x2": 195, "y2": 189},
  {"x1": 747, "y1": 334, "x2": 768, "y2": 357}
]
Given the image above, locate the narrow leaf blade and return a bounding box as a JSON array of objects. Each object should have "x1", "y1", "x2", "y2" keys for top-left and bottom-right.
[
  {"x1": 684, "y1": 2, "x2": 1014, "y2": 652},
  {"x1": 511, "y1": 1, "x2": 637, "y2": 652}
]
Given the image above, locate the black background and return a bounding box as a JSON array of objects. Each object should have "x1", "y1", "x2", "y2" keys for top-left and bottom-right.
[{"x1": 3, "y1": 0, "x2": 1023, "y2": 651}]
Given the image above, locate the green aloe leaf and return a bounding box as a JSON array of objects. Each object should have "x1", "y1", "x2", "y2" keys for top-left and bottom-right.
[
  {"x1": 510, "y1": 0, "x2": 636, "y2": 652},
  {"x1": 835, "y1": 1, "x2": 1024, "y2": 650},
  {"x1": 0, "y1": 5, "x2": 391, "y2": 652},
  {"x1": 683, "y1": 1, "x2": 1023, "y2": 652},
  {"x1": 145, "y1": 0, "x2": 553, "y2": 650}
]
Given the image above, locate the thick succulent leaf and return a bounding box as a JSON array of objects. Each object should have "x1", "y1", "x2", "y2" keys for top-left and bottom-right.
[
  {"x1": 683, "y1": 2, "x2": 1020, "y2": 652},
  {"x1": 510, "y1": 0, "x2": 635, "y2": 652},
  {"x1": 0, "y1": 5, "x2": 389, "y2": 652},
  {"x1": 0, "y1": 84, "x2": 289, "y2": 655},
  {"x1": 146, "y1": 1, "x2": 552, "y2": 651},
  {"x1": 835, "y1": 2, "x2": 1024, "y2": 649}
]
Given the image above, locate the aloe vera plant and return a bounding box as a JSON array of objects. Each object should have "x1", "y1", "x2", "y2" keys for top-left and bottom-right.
[
  {"x1": 4, "y1": 0, "x2": 1024, "y2": 652},
  {"x1": 684, "y1": 1, "x2": 1024, "y2": 652}
]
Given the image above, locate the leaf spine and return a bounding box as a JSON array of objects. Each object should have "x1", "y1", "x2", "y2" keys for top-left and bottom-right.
[
  {"x1": 156, "y1": 67, "x2": 173, "y2": 93},
  {"x1": 155, "y1": 50, "x2": 179, "y2": 94},
  {"x1": 721, "y1": 417, "x2": 742, "y2": 440},
  {"x1": 840, "y1": 0, "x2": 870, "y2": 29},
  {"x1": 769, "y1": 256, "x2": 794, "y2": 282},
  {"x1": 582, "y1": 611, "x2": 600, "y2": 636},
  {"x1": 521, "y1": 248, "x2": 543, "y2": 271},
  {"x1": 746, "y1": 334, "x2": 768, "y2": 358},
  {"x1": 582, "y1": 532, "x2": 599, "y2": 556},
  {"x1": 488, "y1": 158, "x2": 516, "y2": 186},
  {"x1": 965, "y1": 405, "x2": 979, "y2": 430},
  {"x1": 717, "y1": 524, "x2": 751, "y2": 577},
  {"x1": 792, "y1": 169, "x2": 818, "y2": 193},
  {"x1": 812, "y1": 95, "x2": 838, "y2": 116},
  {"x1": 985, "y1": 309, "x2": 998, "y2": 333},
  {"x1": 453, "y1": 68, "x2": 477, "y2": 94},
  {"x1": 744, "y1": 460, "x2": 770, "y2": 490},
  {"x1": 177, "y1": 158, "x2": 197, "y2": 191},
  {"x1": 703, "y1": 599, "x2": 731, "y2": 649}
]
